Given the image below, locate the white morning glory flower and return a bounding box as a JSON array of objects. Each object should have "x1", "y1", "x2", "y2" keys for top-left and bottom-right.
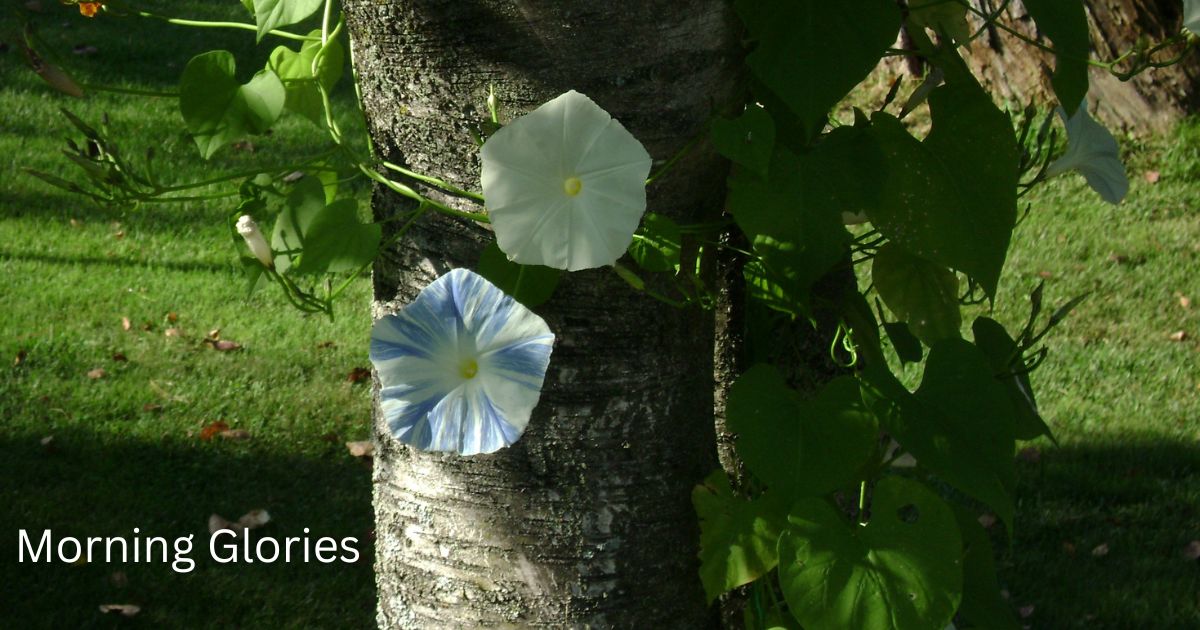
[
  {"x1": 1184, "y1": 0, "x2": 1200, "y2": 36},
  {"x1": 236, "y1": 215, "x2": 274, "y2": 268},
  {"x1": 1046, "y1": 102, "x2": 1128, "y2": 205},
  {"x1": 369, "y1": 268, "x2": 555, "y2": 455},
  {"x1": 480, "y1": 90, "x2": 653, "y2": 272}
]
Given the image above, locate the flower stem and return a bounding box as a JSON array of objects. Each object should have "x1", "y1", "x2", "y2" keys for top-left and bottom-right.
[{"x1": 133, "y1": 11, "x2": 317, "y2": 42}]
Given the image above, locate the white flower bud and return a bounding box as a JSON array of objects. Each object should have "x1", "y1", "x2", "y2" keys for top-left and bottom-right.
[{"x1": 236, "y1": 215, "x2": 274, "y2": 268}]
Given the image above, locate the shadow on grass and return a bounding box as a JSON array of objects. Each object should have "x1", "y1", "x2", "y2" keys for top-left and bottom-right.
[
  {"x1": 0, "y1": 429, "x2": 375, "y2": 628},
  {"x1": 0, "y1": 248, "x2": 231, "y2": 275},
  {"x1": 1002, "y1": 440, "x2": 1200, "y2": 628}
]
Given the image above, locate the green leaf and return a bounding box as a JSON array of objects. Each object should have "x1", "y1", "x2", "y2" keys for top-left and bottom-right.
[
  {"x1": 1023, "y1": 0, "x2": 1090, "y2": 115},
  {"x1": 179, "y1": 51, "x2": 285, "y2": 159},
  {"x1": 692, "y1": 470, "x2": 788, "y2": 603},
  {"x1": 861, "y1": 339, "x2": 1017, "y2": 528},
  {"x1": 727, "y1": 366, "x2": 877, "y2": 499},
  {"x1": 736, "y1": 0, "x2": 900, "y2": 139},
  {"x1": 882, "y1": 320, "x2": 923, "y2": 365},
  {"x1": 778, "y1": 476, "x2": 962, "y2": 630},
  {"x1": 627, "y1": 213, "x2": 682, "y2": 273},
  {"x1": 954, "y1": 508, "x2": 1021, "y2": 630},
  {"x1": 866, "y1": 76, "x2": 1018, "y2": 298},
  {"x1": 872, "y1": 242, "x2": 961, "y2": 346},
  {"x1": 908, "y1": 0, "x2": 970, "y2": 44},
  {"x1": 477, "y1": 242, "x2": 561, "y2": 308},
  {"x1": 296, "y1": 199, "x2": 381, "y2": 274},
  {"x1": 972, "y1": 317, "x2": 1054, "y2": 442},
  {"x1": 271, "y1": 176, "x2": 327, "y2": 273},
  {"x1": 251, "y1": 0, "x2": 323, "y2": 42},
  {"x1": 268, "y1": 31, "x2": 344, "y2": 125},
  {"x1": 728, "y1": 141, "x2": 858, "y2": 312},
  {"x1": 711, "y1": 106, "x2": 775, "y2": 178}
]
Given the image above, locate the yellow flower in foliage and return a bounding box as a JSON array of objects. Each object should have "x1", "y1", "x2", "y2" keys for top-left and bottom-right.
[{"x1": 78, "y1": 2, "x2": 103, "y2": 18}]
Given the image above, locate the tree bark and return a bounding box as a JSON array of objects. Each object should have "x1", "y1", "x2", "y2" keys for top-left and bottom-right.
[
  {"x1": 343, "y1": 1, "x2": 742, "y2": 626},
  {"x1": 961, "y1": 0, "x2": 1200, "y2": 134}
]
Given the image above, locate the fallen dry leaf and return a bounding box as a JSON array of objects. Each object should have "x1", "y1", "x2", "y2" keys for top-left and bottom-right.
[
  {"x1": 1018, "y1": 604, "x2": 1035, "y2": 619},
  {"x1": 142, "y1": 403, "x2": 163, "y2": 413},
  {"x1": 346, "y1": 441, "x2": 374, "y2": 458},
  {"x1": 111, "y1": 352, "x2": 127, "y2": 362},
  {"x1": 232, "y1": 140, "x2": 256, "y2": 153},
  {"x1": 1180, "y1": 295, "x2": 1192, "y2": 309},
  {"x1": 347, "y1": 367, "x2": 371, "y2": 384},
  {"x1": 1168, "y1": 331, "x2": 1188, "y2": 342},
  {"x1": 199, "y1": 421, "x2": 230, "y2": 441},
  {"x1": 1062, "y1": 541, "x2": 1077, "y2": 556},
  {"x1": 207, "y1": 339, "x2": 242, "y2": 352},
  {"x1": 1144, "y1": 170, "x2": 1160, "y2": 183},
  {"x1": 1037, "y1": 270, "x2": 1053, "y2": 279},
  {"x1": 1183, "y1": 540, "x2": 1200, "y2": 561},
  {"x1": 166, "y1": 312, "x2": 178, "y2": 323},
  {"x1": 316, "y1": 340, "x2": 336, "y2": 349},
  {"x1": 1092, "y1": 543, "x2": 1110, "y2": 557},
  {"x1": 121, "y1": 317, "x2": 132, "y2": 331},
  {"x1": 320, "y1": 431, "x2": 340, "y2": 444},
  {"x1": 87, "y1": 368, "x2": 106, "y2": 380},
  {"x1": 140, "y1": 322, "x2": 154, "y2": 332},
  {"x1": 283, "y1": 170, "x2": 305, "y2": 183},
  {"x1": 977, "y1": 513, "x2": 997, "y2": 529},
  {"x1": 98, "y1": 604, "x2": 140, "y2": 617},
  {"x1": 219, "y1": 429, "x2": 251, "y2": 441},
  {"x1": 113, "y1": 230, "x2": 125, "y2": 240},
  {"x1": 237, "y1": 509, "x2": 271, "y2": 529},
  {"x1": 14, "y1": 349, "x2": 27, "y2": 366},
  {"x1": 164, "y1": 328, "x2": 181, "y2": 338},
  {"x1": 109, "y1": 571, "x2": 128, "y2": 588},
  {"x1": 72, "y1": 44, "x2": 99, "y2": 56},
  {"x1": 69, "y1": 218, "x2": 81, "y2": 228},
  {"x1": 207, "y1": 328, "x2": 221, "y2": 340},
  {"x1": 208, "y1": 514, "x2": 240, "y2": 535}
]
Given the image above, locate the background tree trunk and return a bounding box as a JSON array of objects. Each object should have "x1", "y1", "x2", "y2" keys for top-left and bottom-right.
[
  {"x1": 961, "y1": 0, "x2": 1200, "y2": 134},
  {"x1": 343, "y1": 1, "x2": 742, "y2": 626}
]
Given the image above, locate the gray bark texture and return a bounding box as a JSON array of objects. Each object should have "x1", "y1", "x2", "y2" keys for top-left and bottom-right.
[
  {"x1": 961, "y1": 0, "x2": 1200, "y2": 134},
  {"x1": 342, "y1": 1, "x2": 742, "y2": 627}
]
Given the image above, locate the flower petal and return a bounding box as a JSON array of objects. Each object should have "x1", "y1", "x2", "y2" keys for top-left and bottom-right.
[
  {"x1": 1047, "y1": 102, "x2": 1128, "y2": 205},
  {"x1": 369, "y1": 269, "x2": 554, "y2": 455},
  {"x1": 481, "y1": 90, "x2": 653, "y2": 270}
]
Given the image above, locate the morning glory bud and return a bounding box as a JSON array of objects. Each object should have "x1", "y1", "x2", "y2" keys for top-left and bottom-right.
[{"x1": 236, "y1": 215, "x2": 274, "y2": 268}]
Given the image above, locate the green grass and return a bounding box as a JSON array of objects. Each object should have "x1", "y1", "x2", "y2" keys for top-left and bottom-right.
[
  {"x1": 2, "y1": 3, "x2": 376, "y2": 627},
  {"x1": 3, "y1": 3, "x2": 1199, "y2": 628}
]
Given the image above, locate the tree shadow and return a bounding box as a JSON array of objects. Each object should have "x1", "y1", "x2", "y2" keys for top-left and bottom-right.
[
  {"x1": 0, "y1": 429, "x2": 375, "y2": 628},
  {"x1": 1000, "y1": 439, "x2": 1200, "y2": 628}
]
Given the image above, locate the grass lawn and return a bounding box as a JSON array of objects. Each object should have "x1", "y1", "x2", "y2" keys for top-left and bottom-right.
[{"x1": 2, "y1": 2, "x2": 1198, "y2": 628}]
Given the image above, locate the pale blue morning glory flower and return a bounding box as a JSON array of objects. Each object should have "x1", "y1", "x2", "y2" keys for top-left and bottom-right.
[
  {"x1": 1185, "y1": 0, "x2": 1200, "y2": 37},
  {"x1": 369, "y1": 269, "x2": 555, "y2": 455},
  {"x1": 1046, "y1": 102, "x2": 1128, "y2": 205}
]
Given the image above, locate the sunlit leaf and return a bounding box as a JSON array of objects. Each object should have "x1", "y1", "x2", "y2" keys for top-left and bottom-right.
[
  {"x1": 872, "y1": 242, "x2": 961, "y2": 346},
  {"x1": 251, "y1": 0, "x2": 323, "y2": 42},
  {"x1": 778, "y1": 476, "x2": 962, "y2": 630},
  {"x1": 693, "y1": 470, "x2": 787, "y2": 602},
  {"x1": 180, "y1": 51, "x2": 285, "y2": 159}
]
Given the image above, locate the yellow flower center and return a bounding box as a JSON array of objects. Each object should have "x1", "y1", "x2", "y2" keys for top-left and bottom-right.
[
  {"x1": 458, "y1": 358, "x2": 479, "y2": 379},
  {"x1": 563, "y1": 176, "x2": 583, "y2": 197}
]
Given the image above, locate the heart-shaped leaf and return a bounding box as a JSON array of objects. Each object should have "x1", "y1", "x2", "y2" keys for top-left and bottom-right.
[
  {"x1": 778, "y1": 476, "x2": 962, "y2": 630},
  {"x1": 180, "y1": 51, "x2": 284, "y2": 159}
]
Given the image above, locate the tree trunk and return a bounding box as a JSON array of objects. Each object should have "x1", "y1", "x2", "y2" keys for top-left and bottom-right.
[
  {"x1": 961, "y1": 0, "x2": 1200, "y2": 134},
  {"x1": 342, "y1": 1, "x2": 742, "y2": 626}
]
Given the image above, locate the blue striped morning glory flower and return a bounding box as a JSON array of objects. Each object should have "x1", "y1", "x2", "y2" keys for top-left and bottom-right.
[{"x1": 369, "y1": 268, "x2": 555, "y2": 455}]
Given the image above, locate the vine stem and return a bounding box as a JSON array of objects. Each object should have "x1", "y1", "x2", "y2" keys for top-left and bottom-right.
[
  {"x1": 133, "y1": 10, "x2": 317, "y2": 41},
  {"x1": 76, "y1": 83, "x2": 178, "y2": 98}
]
